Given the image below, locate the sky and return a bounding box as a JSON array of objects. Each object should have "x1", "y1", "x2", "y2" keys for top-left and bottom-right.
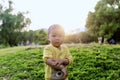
[{"x1": 2, "y1": 0, "x2": 99, "y2": 33}]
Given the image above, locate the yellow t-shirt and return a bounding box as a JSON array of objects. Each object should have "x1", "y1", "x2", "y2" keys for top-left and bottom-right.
[{"x1": 43, "y1": 44, "x2": 73, "y2": 80}]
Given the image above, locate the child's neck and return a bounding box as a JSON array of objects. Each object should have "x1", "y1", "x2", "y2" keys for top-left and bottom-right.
[
  {"x1": 57, "y1": 46, "x2": 61, "y2": 50},
  {"x1": 55, "y1": 45, "x2": 61, "y2": 50},
  {"x1": 51, "y1": 44, "x2": 62, "y2": 50}
]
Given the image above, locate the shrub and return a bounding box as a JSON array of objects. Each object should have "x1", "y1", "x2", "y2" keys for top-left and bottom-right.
[{"x1": 0, "y1": 45, "x2": 120, "y2": 80}]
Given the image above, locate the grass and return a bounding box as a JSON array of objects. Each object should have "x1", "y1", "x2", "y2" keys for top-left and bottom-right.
[
  {"x1": 0, "y1": 47, "x2": 44, "y2": 80},
  {"x1": 0, "y1": 44, "x2": 120, "y2": 80},
  {"x1": 0, "y1": 46, "x2": 29, "y2": 56}
]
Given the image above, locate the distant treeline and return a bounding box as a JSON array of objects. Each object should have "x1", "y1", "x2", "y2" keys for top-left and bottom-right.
[{"x1": 1, "y1": 0, "x2": 120, "y2": 47}]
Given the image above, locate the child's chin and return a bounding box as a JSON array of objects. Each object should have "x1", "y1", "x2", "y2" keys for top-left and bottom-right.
[
  {"x1": 55, "y1": 45, "x2": 60, "y2": 48},
  {"x1": 53, "y1": 44, "x2": 60, "y2": 47}
]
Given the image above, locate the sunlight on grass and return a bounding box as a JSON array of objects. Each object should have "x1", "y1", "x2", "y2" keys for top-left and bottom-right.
[{"x1": 0, "y1": 46, "x2": 28, "y2": 56}]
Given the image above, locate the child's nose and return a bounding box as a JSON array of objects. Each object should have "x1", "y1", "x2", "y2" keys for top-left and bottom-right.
[{"x1": 55, "y1": 37, "x2": 60, "y2": 40}]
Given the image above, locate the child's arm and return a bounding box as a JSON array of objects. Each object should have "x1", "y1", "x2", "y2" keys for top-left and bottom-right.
[
  {"x1": 46, "y1": 58, "x2": 65, "y2": 69},
  {"x1": 46, "y1": 58, "x2": 68, "y2": 77},
  {"x1": 55, "y1": 58, "x2": 69, "y2": 67},
  {"x1": 62, "y1": 58, "x2": 69, "y2": 66},
  {"x1": 46, "y1": 58, "x2": 57, "y2": 68}
]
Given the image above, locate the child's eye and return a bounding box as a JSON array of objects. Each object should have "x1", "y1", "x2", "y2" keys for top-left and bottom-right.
[
  {"x1": 52, "y1": 35, "x2": 56, "y2": 37},
  {"x1": 52, "y1": 34, "x2": 64, "y2": 37}
]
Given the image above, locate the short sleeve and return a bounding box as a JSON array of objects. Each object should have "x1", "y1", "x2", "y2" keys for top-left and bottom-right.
[
  {"x1": 63, "y1": 45, "x2": 73, "y2": 65},
  {"x1": 43, "y1": 46, "x2": 53, "y2": 62}
]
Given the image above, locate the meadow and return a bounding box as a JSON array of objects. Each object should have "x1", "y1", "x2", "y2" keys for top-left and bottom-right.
[{"x1": 0, "y1": 44, "x2": 120, "y2": 80}]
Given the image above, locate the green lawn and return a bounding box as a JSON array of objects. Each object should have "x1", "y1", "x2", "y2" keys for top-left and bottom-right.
[
  {"x1": 0, "y1": 44, "x2": 120, "y2": 80},
  {"x1": 0, "y1": 46, "x2": 28, "y2": 56}
]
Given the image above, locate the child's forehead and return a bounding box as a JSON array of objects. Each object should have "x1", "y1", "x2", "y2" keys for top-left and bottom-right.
[
  {"x1": 48, "y1": 24, "x2": 64, "y2": 34},
  {"x1": 49, "y1": 29, "x2": 65, "y2": 36},
  {"x1": 51, "y1": 29, "x2": 64, "y2": 34},
  {"x1": 49, "y1": 24, "x2": 64, "y2": 30}
]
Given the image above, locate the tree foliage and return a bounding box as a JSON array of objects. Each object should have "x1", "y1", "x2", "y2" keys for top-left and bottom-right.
[
  {"x1": 34, "y1": 29, "x2": 48, "y2": 44},
  {"x1": 0, "y1": 1, "x2": 31, "y2": 46},
  {"x1": 19, "y1": 29, "x2": 48, "y2": 45},
  {"x1": 64, "y1": 32, "x2": 95, "y2": 44},
  {"x1": 86, "y1": 0, "x2": 120, "y2": 40}
]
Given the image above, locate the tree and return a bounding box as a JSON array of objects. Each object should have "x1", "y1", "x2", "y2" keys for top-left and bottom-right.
[
  {"x1": 18, "y1": 29, "x2": 48, "y2": 45},
  {"x1": 0, "y1": 1, "x2": 31, "y2": 46},
  {"x1": 85, "y1": 0, "x2": 120, "y2": 41},
  {"x1": 34, "y1": 29, "x2": 48, "y2": 44}
]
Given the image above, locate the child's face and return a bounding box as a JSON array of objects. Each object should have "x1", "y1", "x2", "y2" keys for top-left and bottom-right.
[{"x1": 48, "y1": 28, "x2": 65, "y2": 48}]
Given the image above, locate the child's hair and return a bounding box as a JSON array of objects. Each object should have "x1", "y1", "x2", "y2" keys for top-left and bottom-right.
[{"x1": 48, "y1": 24, "x2": 65, "y2": 35}]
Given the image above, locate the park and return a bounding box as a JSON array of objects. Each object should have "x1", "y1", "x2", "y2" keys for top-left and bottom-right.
[{"x1": 0, "y1": 0, "x2": 120, "y2": 80}]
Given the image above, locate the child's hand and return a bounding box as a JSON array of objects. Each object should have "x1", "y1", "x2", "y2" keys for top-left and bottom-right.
[
  {"x1": 46, "y1": 59, "x2": 64, "y2": 69},
  {"x1": 46, "y1": 58, "x2": 69, "y2": 70},
  {"x1": 56, "y1": 65, "x2": 68, "y2": 79},
  {"x1": 61, "y1": 67, "x2": 68, "y2": 78},
  {"x1": 55, "y1": 59, "x2": 64, "y2": 67},
  {"x1": 55, "y1": 59, "x2": 69, "y2": 67},
  {"x1": 46, "y1": 59, "x2": 59, "y2": 68},
  {"x1": 58, "y1": 65, "x2": 68, "y2": 78}
]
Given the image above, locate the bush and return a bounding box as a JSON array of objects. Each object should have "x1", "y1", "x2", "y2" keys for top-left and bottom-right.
[
  {"x1": 0, "y1": 44, "x2": 10, "y2": 49},
  {"x1": 68, "y1": 45, "x2": 120, "y2": 80},
  {"x1": 0, "y1": 45, "x2": 120, "y2": 80}
]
